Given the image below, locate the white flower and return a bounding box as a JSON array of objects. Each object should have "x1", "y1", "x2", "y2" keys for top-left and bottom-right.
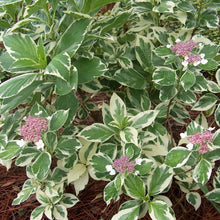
[
  {"x1": 186, "y1": 143, "x2": 194, "y2": 150},
  {"x1": 135, "y1": 171, "x2": 140, "y2": 176},
  {"x1": 182, "y1": 60, "x2": 188, "y2": 67},
  {"x1": 199, "y1": 43, "x2": 203, "y2": 47},
  {"x1": 135, "y1": 158, "x2": 143, "y2": 165},
  {"x1": 35, "y1": 139, "x2": 44, "y2": 149},
  {"x1": 166, "y1": 44, "x2": 171, "y2": 48},
  {"x1": 208, "y1": 127, "x2": 215, "y2": 131},
  {"x1": 16, "y1": 139, "x2": 26, "y2": 147},
  {"x1": 105, "y1": 165, "x2": 116, "y2": 175},
  {"x1": 180, "y1": 132, "x2": 187, "y2": 139},
  {"x1": 193, "y1": 61, "x2": 201, "y2": 66},
  {"x1": 201, "y1": 59, "x2": 208, "y2": 64},
  {"x1": 46, "y1": 116, "x2": 52, "y2": 120},
  {"x1": 175, "y1": 38, "x2": 181, "y2": 43},
  {"x1": 200, "y1": 53, "x2": 205, "y2": 59},
  {"x1": 35, "y1": 110, "x2": 42, "y2": 116},
  {"x1": 109, "y1": 169, "x2": 116, "y2": 175}
]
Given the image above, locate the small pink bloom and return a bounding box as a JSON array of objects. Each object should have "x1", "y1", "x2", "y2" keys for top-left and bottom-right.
[
  {"x1": 20, "y1": 116, "x2": 48, "y2": 142},
  {"x1": 113, "y1": 155, "x2": 135, "y2": 173}
]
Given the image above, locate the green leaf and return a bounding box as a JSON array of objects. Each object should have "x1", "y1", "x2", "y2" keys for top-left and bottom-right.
[
  {"x1": 54, "y1": 18, "x2": 91, "y2": 56},
  {"x1": 32, "y1": 152, "x2": 51, "y2": 181},
  {"x1": 124, "y1": 173, "x2": 146, "y2": 200},
  {"x1": 147, "y1": 164, "x2": 173, "y2": 196},
  {"x1": 207, "y1": 80, "x2": 220, "y2": 93},
  {"x1": 3, "y1": 33, "x2": 46, "y2": 69},
  {"x1": 193, "y1": 159, "x2": 212, "y2": 184},
  {"x1": 177, "y1": 89, "x2": 197, "y2": 104},
  {"x1": 203, "y1": 148, "x2": 220, "y2": 162},
  {"x1": 159, "y1": 86, "x2": 178, "y2": 102},
  {"x1": 90, "y1": 153, "x2": 113, "y2": 179},
  {"x1": 153, "y1": 0, "x2": 175, "y2": 13},
  {"x1": 0, "y1": 73, "x2": 36, "y2": 99},
  {"x1": 49, "y1": 110, "x2": 69, "y2": 131},
  {"x1": 55, "y1": 91, "x2": 78, "y2": 126},
  {"x1": 104, "y1": 181, "x2": 119, "y2": 205},
  {"x1": 51, "y1": 168, "x2": 67, "y2": 183},
  {"x1": 24, "y1": 0, "x2": 47, "y2": 17},
  {"x1": 12, "y1": 179, "x2": 35, "y2": 205},
  {"x1": 114, "y1": 68, "x2": 148, "y2": 89},
  {"x1": 74, "y1": 57, "x2": 107, "y2": 84},
  {"x1": 135, "y1": 158, "x2": 154, "y2": 176},
  {"x1": 154, "y1": 46, "x2": 172, "y2": 56},
  {"x1": 56, "y1": 137, "x2": 81, "y2": 157},
  {"x1": 101, "y1": 11, "x2": 130, "y2": 35},
  {"x1": 200, "y1": 9, "x2": 219, "y2": 28},
  {"x1": 186, "y1": 192, "x2": 201, "y2": 210},
  {"x1": 200, "y1": 45, "x2": 220, "y2": 59},
  {"x1": 165, "y1": 147, "x2": 191, "y2": 168},
  {"x1": 36, "y1": 189, "x2": 50, "y2": 205},
  {"x1": 45, "y1": 53, "x2": 78, "y2": 95},
  {"x1": 110, "y1": 93, "x2": 127, "y2": 124},
  {"x1": 135, "y1": 37, "x2": 153, "y2": 73},
  {"x1": 15, "y1": 147, "x2": 40, "y2": 167},
  {"x1": 187, "y1": 121, "x2": 203, "y2": 135},
  {"x1": 215, "y1": 104, "x2": 220, "y2": 127},
  {"x1": 0, "y1": 0, "x2": 22, "y2": 6},
  {"x1": 199, "y1": 59, "x2": 218, "y2": 70},
  {"x1": 129, "y1": 110, "x2": 158, "y2": 130},
  {"x1": 81, "y1": 0, "x2": 121, "y2": 14},
  {"x1": 78, "y1": 123, "x2": 115, "y2": 142},
  {"x1": 112, "y1": 200, "x2": 141, "y2": 220},
  {"x1": 216, "y1": 69, "x2": 220, "y2": 86},
  {"x1": 149, "y1": 199, "x2": 175, "y2": 220},
  {"x1": 177, "y1": 1, "x2": 195, "y2": 12},
  {"x1": 127, "y1": 88, "x2": 150, "y2": 111},
  {"x1": 60, "y1": 193, "x2": 79, "y2": 208},
  {"x1": 205, "y1": 189, "x2": 220, "y2": 203},
  {"x1": 180, "y1": 71, "x2": 196, "y2": 91},
  {"x1": 192, "y1": 93, "x2": 218, "y2": 111},
  {"x1": 0, "y1": 81, "x2": 42, "y2": 114},
  {"x1": 153, "y1": 67, "x2": 177, "y2": 86},
  {"x1": 0, "y1": 141, "x2": 21, "y2": 160},
  {"x1": 30, "y1": 103, "x2": 49, "y2": 117},
  {"x1": 120, "y1": 127, "x2": 138, "y2": 145},
  {"x1": 30, "y1": 205, "x2": 46, "y2": 220}
]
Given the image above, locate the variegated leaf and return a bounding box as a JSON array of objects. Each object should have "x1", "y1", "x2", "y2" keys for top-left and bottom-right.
[
  {"x1": 30, "y1": 205, "x2": 46, "y2": 220},
  {"x1": 120, "y1": 127, "x2": 138, "y2": 146},
  {"x1": 149, "y1": 199, "x2": 175, "y2": 220},
  {"x1": 193, "y1": 159, "x2": 212, "y2": 184},
  {"x1": 60, "y1": 193, "x2": 79, "y2": 208},
  {"x1": 205, "y1": 189, "x2": 220, "y2": 203},
  {"x1": 186, "y1": 192, "x2": 201, "y2": 210},
  {"x1": 110, "y1": 93, "x2": 127, "y2": 124},
  {"x1": 78, "y1": 123, "x2": 115, "y2": 142},
  {"x1": 129, "y1": 110, "x2": 158, "y2": 130},
  {"x1": 147, "y1": 164, "x2": 173, "y2": 196},
  {"x1": 165, "y1": 147, "x2": 191, "y2": 168},
  {"x1": 53, "y1": 205, "x2": 68, "y2": 220},
  {"x1": 112, "y1": 200, "x2": 141, "y2": 220}
]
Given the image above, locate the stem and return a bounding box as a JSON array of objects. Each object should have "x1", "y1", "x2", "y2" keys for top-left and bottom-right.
[
  {"x1": 174, "y1": 166, "x2": 195, "y2": 176},
  {"x1": 166, "y1": 98, "x2": 175, "y2": 148}
]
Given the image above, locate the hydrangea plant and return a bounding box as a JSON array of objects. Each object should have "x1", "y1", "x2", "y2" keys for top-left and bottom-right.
[{"x1": 0, "y1": 0, "x2": 220, "y2": 219}]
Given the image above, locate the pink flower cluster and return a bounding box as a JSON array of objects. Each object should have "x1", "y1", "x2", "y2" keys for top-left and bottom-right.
[
  {"x1": 113, "y1": 155, "x2": 135, "y2": 173},
  {"x1": 20, "y1": 116, "x2": 48, "y2": 142},
  {"x1": 171, "y1": 40, "x2": 197, "y2": 57},
  {"x1": 188, "y1": 130, "x2": 213, "y2": 154}
]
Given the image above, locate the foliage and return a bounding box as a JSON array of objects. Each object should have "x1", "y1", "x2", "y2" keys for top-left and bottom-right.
[{"x1": 0, "y1": 0, "x2": 220, "y2": 219}]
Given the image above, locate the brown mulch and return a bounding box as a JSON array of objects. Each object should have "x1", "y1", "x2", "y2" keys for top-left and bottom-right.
[{"x1": 0, "y1": 161, "x2": 220, "y2": 220}]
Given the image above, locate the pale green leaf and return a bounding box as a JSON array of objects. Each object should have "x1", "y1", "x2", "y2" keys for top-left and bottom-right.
[
  {"x1": 193, "y1": 159, "x2": 212, "y2": 184},
  {"x1": 186, "y1": 192, "x2": 201, "y2": 210},
  {"x1": 32, "y1": 152, "x2": 51, "y2": 181},
  {"x1": 78, "y1": 123, "x2": 114, "y2": 142},
  {"x1": 165, "y1": 147, "x2": 191, "y2": 168}
]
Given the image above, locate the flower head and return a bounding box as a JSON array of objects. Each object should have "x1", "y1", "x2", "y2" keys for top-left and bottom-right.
[
  {"x1": 113, "y1": 155, "x2": 135, "y2": 173},
  {"x1": 20, "y1": 116, "x2": 48, "y2": 142},
  {"x1": 187, "y1": 130, "x2": 213, "y2": 154}
]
